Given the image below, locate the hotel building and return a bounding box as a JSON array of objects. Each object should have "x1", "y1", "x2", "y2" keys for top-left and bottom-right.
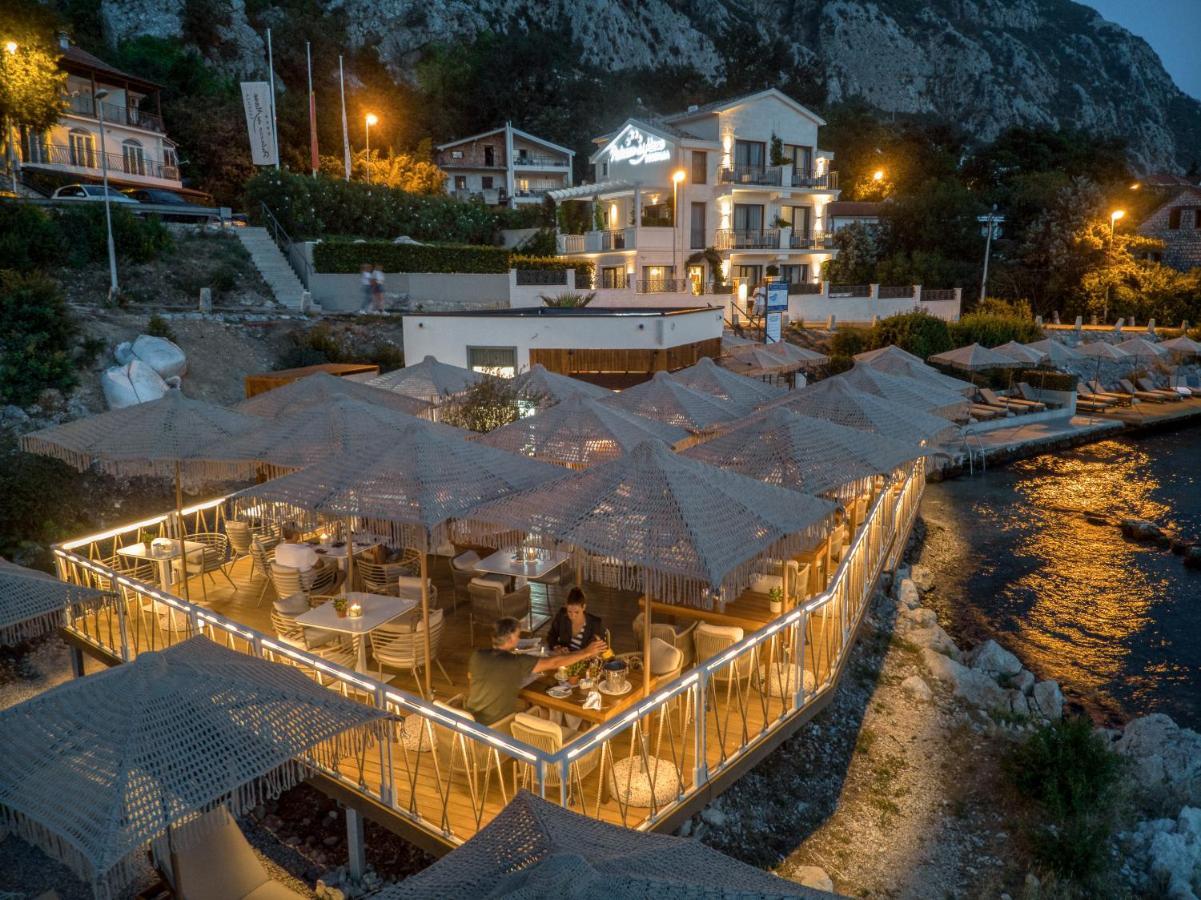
[
  {"x1": 550, "y1": 89, "x2": 839, "y2": 299},
  {"x1": 436, "y1": 123, "x2": 574, "y2": 208}
]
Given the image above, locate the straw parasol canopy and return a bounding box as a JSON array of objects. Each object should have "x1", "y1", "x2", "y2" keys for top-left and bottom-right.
[
  {"x1": 0, "y1": 637, "x2": 389, "y2": 898},
  {"x1": 0, "y1": 558, "x2": 105, "y2": 646},
  {"x1": 670, "y1": 356, "x2": 786, "y2": 407},
  {"x1": 836, "y1": 364, "x2": 970, "y2": 420},
  {"x1": 604, "y1": 371, "x2": 745, "y2": 433},
  {"x1": 763, "y1": 341, "x2": 830, "y2": 368},
  {"x1": 1160, "y1": 334, "x2": 1201, "y2": 357},
  {"x1": 376, "y1": 791, "x2": 820, "y2": 899},
  {"x1": 1114, "y1": 337, "x2": 1169, "y2": 360},
  {"x1": 683, "y1": 408, "x2": 925, "y2": 499},
  {"x1": 1026, "y1": 339, "x2": 1085, "y2": 366},
  {"x1": 235, "y1": 371, "x2": 430, "y2": 418},
  {"x1": 720, "y1": 332, "x2": 757, "y2": 353},
  {"x1": 928, "y1": 343, "x2": 1022, "y2": 371},
  {"x1": 719, "y1": 344, "x2": 799, "y2": 378},
  {"x1": 367, "y1": 355, "x2": 487, "y2": 403},
  {"x1": 475, "y1": 395, "x2": 689, "y2": 468},
  {"x1": 460, "y1": 439, "x2": 835, "y2": 608},
  {"x1": 1074, "y1": 341, "x2": 1130, "y2": 361},
  {"x1": 769, "y1": 377, "x2": 959, "y2": 445},
  {"x1": 511, "y1": 363, "x2": 612, "y2": 407},
  {"x1": 992, "y1": 341, "x2": 1046, "y2": 365},
  {"x1": 854, "y1": 345, "x2": 976, "y2": 395}
]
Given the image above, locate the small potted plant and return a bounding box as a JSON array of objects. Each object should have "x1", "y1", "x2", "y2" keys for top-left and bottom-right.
[
  {"x1": 333, "y1": 598, "x2": 348, "y2": 619},
  {"x1": 768, "y1": 586, "x2": 784, "y2": 615},
  {"x1": 565, "y1": 660, "x2": 588, "y2": 685}
]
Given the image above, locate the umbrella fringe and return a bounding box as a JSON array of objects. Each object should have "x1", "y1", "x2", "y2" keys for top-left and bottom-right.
[
  {"x1": 232, "y1": 498, "x2": 442, "y2": 553},
  {"x1": 0, "y1": 610, "x2": 66, "y2": 646}
]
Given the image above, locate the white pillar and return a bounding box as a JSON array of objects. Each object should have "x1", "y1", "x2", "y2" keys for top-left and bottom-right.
[{"x1": 345, "y1": 806, "x2": 365, "y2": 880}]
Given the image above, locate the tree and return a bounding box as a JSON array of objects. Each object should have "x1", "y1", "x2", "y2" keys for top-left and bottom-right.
[
  {"x1": 822, "y1": 223, "x2": 880, "y2": 283},
  {"x1": 437, "y1": 377, "x2": 524, "y2": 434},
  {"x1": 319, "y1": 149, "x2": 444, "y2": 193},
  {"x1": 0, "y1": 31, "x2": 65, "y2": 134}
]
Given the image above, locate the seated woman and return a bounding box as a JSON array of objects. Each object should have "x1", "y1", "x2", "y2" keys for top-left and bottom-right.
[{"x1": 546, "y1": 588, "x2": 604, "y2": 655}]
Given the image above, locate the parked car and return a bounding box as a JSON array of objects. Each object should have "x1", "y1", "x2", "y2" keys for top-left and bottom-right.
[
  {"x1": 52, "y1": 184, "x2": 139, "y2": 203},
  {"x1": 121, "y1": 188, "x2": 191, "y2": 205}
]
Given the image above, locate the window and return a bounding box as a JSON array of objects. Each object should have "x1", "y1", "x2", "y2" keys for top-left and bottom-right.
[
  {"x1": 691, "y1": 150, "x2": 707, "y2": 185},
  {"x1": 451, "y1": 150, "x2": 464, "y2": 159},
  {"x1": 641, "y1": 265, "x2": 674, "y2": 291},
  {"x1": 517, "y1": 148, "x2": 530, "y2": 163},
  {"x1": 481, "y1": 176, "x2": 494, "y2": 190},
  {"x1": 68, "y1": 129, "x2": 96, "y2": 169},
  {"x1": 781, "y1": 264, "x2": 809, "y2": 284},
  {"x1": 733, "y1": 203, "x2": 764, "y2": 235},
  {"x1": 1169, "y1": 208, "x2": 1181, "y2": 229},
  {"x1": 735, "y1": 264, "x2": 762, "y2": 284},
  {"x1": 779, "y1": 205, "x2": 812, "y2": 238},
  {"x1": 690, "y1": 202, "x2": 706, "y2": 249},
  {"x1": 733, "y1": 140, "x2": 765, "y2": 173},
  {"x1": 122, "y1": 139, "x2": 146, "y2": 176},
  {"x1": 467, "y1": 346, "x2": 517, "y2": 378},
  {"x1": 600, "y1": 266, "x2": 627, "y2": 289},
  {"x1": 783, "y1": 144, "x2": 813, "y2": 175},
  {"x1": 484, "y1": 145, "x2": 495, "y2": 166},
  {"x1": 453, "y1": 175, "x2": 467, "y2": 190},
  {"x1": 600, "y1": 161, "x2": 609, "y2": 178},
  {"x1": 162, "y1": 144, "x2": 178, "y2": 172}
]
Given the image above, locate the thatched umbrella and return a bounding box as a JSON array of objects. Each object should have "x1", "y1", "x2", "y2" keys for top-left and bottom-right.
[
  {"x1": 367, "y1": 355, "x2": 487, "y2": 404},
  {"x1": 669, "y1": 356, "x2": 785, "y2": 407},
  {"x1": 928, "y1": 343, "x2": 1022, "y2": 371},
  {"x1": 1115, "y1": 337, "x2": 1169, "y2": 362},
  {"x1": 854, "y1": 345, "x2": 975, "y2": 395},
  {"x1": 763, "y1": 341, "x2": 830, "y2": 369},
  {"x1": 1160, "y1": 334, "x2": 1201, "y2": 358},
  {"x1": 19, "y1": 392, "x2": 262, "y2": 601},
  {"x1": 604, "y1": 371, "x2": 744, "y2": 433},
  {"x1": 511, "y1": 363, "x2": 612, "y2": 407},
  {"x1": 376, "y1": 791, "x2": 820, "y2": 899},
  {"x1": 768, "y1": 377, "x2": 958, "y2": 445},
  {"x1": 836, "y1": 365, "x2": 969, "y2": 420},
  {"x1": 0, "y1": 558, "x2": 105, "y2": 646},
  {"x1": 0, "y1": 637, "x2": 389, "y2": 899},
  {"x1": 1074, "y1": 341, "x2": 1130, "y2": 362},
  {"x1": 1026, "y1": 339, "x2": 1085, "y2": 366},
  {"x1": 719, "y1": 344, "x2": 798, "y2": 378},
  {"x1": 992, "y1": 341, "x2": 1046, "y2": 365},
  {"x1": 684, "y1": 408, "x2": 926, "y2": 500},
  {"x1": 460, "y1": 440, "x2": 835, "y2": 692},
  {"x1": 231, "y1": 429, "x2": 562, "y2": 694},
  {"x1": 235, "y1": 370, "x2": 430, "y2": 418},
  {"x1": 475, "y1": 395, "x2": 689, "y2": 468}
]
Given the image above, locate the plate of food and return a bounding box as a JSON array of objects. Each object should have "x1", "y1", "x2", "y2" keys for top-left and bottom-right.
[{"x1": 546, "y1": 684, "x2": 574, "y2": 699}]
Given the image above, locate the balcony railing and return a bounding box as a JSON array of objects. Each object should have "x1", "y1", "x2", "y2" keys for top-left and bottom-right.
[
  {"x1": 513, "y1": 155, "x2": 569, "y2": 168},
  {"x1": 515, "y1": 269, "x2": 568, "y2": 286},
  {"x1": 715, "y1": 228, "x2": 781, "y2": 250},
  {"x1": 828, "y1": 283, "x2": 872, "y2": 298},
  {"x1": 789, "y1": 233, "x2": 835, "y2": 250},
  {"x1": 24, "y1": 141, "x2": 179, "y2": 181},
  {"x1": 877, "y1": 285, "x2": 915, "y2": 300},
  {"x1": 635, "y1": 278, "x2": 690, "y2": 294},
  {"x1": 718, "y1": 165, "x2": 782, "y2": 186},
  {"x1": 67, "y1": 94, "x2": 165, "y2": 133},
  {"x1": 921, "y1": 288, "x2": 959, "y2": 302},
  {"x1": 50, "y1": 460, "x2": 924, "y2": 849},
  {"x1": 790, "y1": 171, "x2": 838, "y2": 190},
  {"x1": 556, "y1": 229, "x2": 635, "y2": 254},
  {"x1": 788, "y1": 282, "x2": 824, "y2": 295}
]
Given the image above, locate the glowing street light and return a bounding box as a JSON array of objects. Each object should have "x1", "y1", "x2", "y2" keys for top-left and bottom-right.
[
  {"x1": 1130, "y1": 182, "x2": 1141, "y2": 191},
  {"x1": 872, "y1": 169, "x2": 885, "y2": 182},
  {"x1": 364, "y1": 113, "x2": 378, "y2": 184},
  {"x1": 1110, "y1": 209, "x2": 1126, "y2": 228},
  {"x1": 1104, "y1": 210, "x2": 1126, "y2": 322},
  {"x1": 4, "y1": 41, "x2": 16, "y2": 54}
]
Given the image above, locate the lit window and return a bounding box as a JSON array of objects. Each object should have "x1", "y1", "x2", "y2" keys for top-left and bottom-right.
[{"x1": 121, "y1": 139, "x2": 146, "y2": 176}]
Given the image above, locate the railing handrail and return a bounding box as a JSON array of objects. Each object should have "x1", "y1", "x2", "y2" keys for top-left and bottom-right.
[
  {"x1": 23, "y1": 141, "x2": 179, "y2": 181},
  {"x1": 260, "y1": 202, "x2": 313, "y2": 286}
]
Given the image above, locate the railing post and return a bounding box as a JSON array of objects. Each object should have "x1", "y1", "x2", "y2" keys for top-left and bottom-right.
[
  {"x1": 345, "y1": 806, "x2": 365, "y2": 881},
  {"x1": 559, "y1": 759, "x2": 569, "y2": 807},
  {"x1": 115, "y1": 590, "x2": 131, "y2": 661},
  {"x1": 693, "y1": 670, "x2": 708, "y2": 787},
  {"x1": 375, "y1": 686, "x2": 393, "y2": 806},
  {"x1": 794, "y1": 610, "x2": 808, "y2": 708},
  {"x1": 535, "y1": 759, "x2": 547, "y2": 799}
]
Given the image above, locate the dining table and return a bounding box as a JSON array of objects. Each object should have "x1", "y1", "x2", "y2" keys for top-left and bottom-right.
[
  {"x1": 518, "y1": 666, "x2": 662, "y2": 726},
  {"x1": 473, "y1": 546, "x2": 570, "y2": 581},
  {"x1": 117, "y1": 540, "x2": 206, "y2": 592},
  {"x1": 294, "y1": 591, "x2": 416, "y2": 674}
]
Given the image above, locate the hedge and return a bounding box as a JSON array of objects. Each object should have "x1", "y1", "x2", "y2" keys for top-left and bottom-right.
[
  {"x1": 312, "y1": 243, "x2": 594, "y2": 283},
  {"x1": 1019, "y1": 369, "x2": 1077, "y2": 392}
]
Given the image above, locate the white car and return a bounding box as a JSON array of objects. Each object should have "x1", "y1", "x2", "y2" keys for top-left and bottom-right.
[{"x1": 52, "y1": 184, "x2": 139, "y2": 204}]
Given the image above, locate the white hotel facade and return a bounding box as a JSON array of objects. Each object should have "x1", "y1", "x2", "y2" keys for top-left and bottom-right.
[{"x1": 551, "y1": 89, "x2": 839, "y2": 301}]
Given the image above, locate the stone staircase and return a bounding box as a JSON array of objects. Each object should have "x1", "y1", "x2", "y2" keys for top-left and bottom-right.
[{"x1": 236, "y1": 227, "x2": 308, "y2": 310}]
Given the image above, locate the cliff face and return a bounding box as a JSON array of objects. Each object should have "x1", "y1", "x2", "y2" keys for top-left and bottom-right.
[{"x1": 98, "y1": 0, "x2": 1200, "y2": 172}]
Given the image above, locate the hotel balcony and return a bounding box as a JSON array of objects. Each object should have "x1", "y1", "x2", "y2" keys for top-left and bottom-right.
[
  {"x1": 23, "y1": 141, "x2": 180, "y2": 183},
  {"x1": 557, "y1": 227, "x2": 637, "y2": 254},
  {"x1": 718, "y1": 165, "x2": 838, "y2": 192},
  {"x1": 512, "y1": 155, "x2": 571, "y2": 170},
  {"x1": 715, "y1": 229, "x2": 836, "y2": 252},
  {"x1": 67, "y1": 93, "x2": 165, "y2": 134}
]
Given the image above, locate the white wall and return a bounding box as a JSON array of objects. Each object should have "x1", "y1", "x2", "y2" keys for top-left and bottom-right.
[
  {"x1": 715, "y1": 95, "x2": 822, "y2": 164},
  {"x1": 787, "y1": 292, "x2": 961, "y2": 324},
  {"x1": 403, "y1": 308, "x2": 724, "y2": 371}
]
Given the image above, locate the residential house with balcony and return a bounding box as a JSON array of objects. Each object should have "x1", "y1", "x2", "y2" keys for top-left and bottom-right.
[
  {"x1": 1134, "y1": 185, "x2": 1201, "y2": 272},
  {"x1": 436, "y1": 123, "x2": 573, "y2": 208},
  {"x1": 16, "y1": 35, "x2": 184, "y2": 193},
  {"x1": 550, "y1": 89, "x2": 840, "y2": 301}
]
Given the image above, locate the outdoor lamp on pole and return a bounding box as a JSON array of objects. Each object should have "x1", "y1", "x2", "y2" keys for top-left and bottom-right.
[
  {"x1": 3, "y1": 41, "x2": 17, "y2": 193},
  {"x1": 872, "y1": 169, "x2": 885, "y2": 182},
  {"x1": 672, "y1": 168, "x2": 686, "y2": 290},
  {"x1": 1104, "y1": 209, "x2": 1126, "y2": 323},
  {"x1": 364, "y1": 113, "x2": 378, "y2": 184},
  {"x1": 94, "y1": 88, "x2": 119, "y2": 303}
]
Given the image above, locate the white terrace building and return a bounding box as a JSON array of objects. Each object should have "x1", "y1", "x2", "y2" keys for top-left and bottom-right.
[
  {"x1": 551, "y1": 89, "x2": 839, "y2": 301},
  {"x1": 436, "y1": 123, "x2": 574, "y2": 208},
  {"x1": 16, "y1": 35, "x2": 184, "y2": 193}
]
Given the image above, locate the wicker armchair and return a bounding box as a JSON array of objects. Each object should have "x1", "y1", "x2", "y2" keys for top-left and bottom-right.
[
  {"x1": 632, "y1": 613, "x2": 697, "y2": 669},
  {"x1": 449, "y1": 550, "x2": 481, "y2": 611},
  {"x1": 369, "y1": 607, "x2": 451, "y2": 697},
  {"x1": 169, "y1": 533, "x2": 233, "y2": 604},
  {"x1": 270, "y1": 562, "x2": 339, "y2": 606},
  {"x1": 224, "y1": 520, "x2": 255, "y2": 575},
  {"x1": 510, "y1": 712, "x2": 600, "y2": 801},
  {"x1": 268, "y1": 593, "x2": 356, "y2": 677},
  {"x1": 355, "y1": 559, "x2": 414, "y2": 596},
  {"x1": 430, "y1": 695, "x2": 516, "y2": 799},
  {"x1": 693, "y1": 623, "x2": 754, "y2": 686},
  {"x1": 468, "y1": 578, "x2": 531, "y2": 647},
  {"x1": 250, "y1": 535, "x2": 280, "y2": 605}
]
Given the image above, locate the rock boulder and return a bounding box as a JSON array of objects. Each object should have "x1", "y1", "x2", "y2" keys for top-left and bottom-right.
[
  {"x1": 1030, "y1": 681, "x2": 1064, "y2": 721},
  {"x1": 968, "y1": 639, "x2": 1023, "y2": 678},
  {"x1": 910, "y1": 564, "x2": 935, "y2": 592},
  {"x1": 902, "y1": 674, "x2": 933, "y2": 702},
  {"x1": 791, "y1": 866, "x2": 834, "y2": 893},
  {"x1": 1115, "y1": 715, "x2": 1201, "y2": 806},
  {"x1": 921, "y1": 648, "x2": 1008, "y2": 711}
]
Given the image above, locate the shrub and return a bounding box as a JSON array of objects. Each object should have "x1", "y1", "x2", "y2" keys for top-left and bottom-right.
[
  {"x1": 145, "y1": 313, "x2": 178, "y2": 343},
  {"x1": 0, "y1": 271, "x2": 82, "y2": 406},
  {"x1": 1019, "y1": 369, "x2": 1077, "y2": 392},
  {"x1": 313, "y1": 242, "x2": 510, "y2": 274},
  {"x1": 829, "y1": 326, "x2": 871, "y2": 358},
  {"x1": 868, "y1": 311, "x2": 953, "y2": 360},
  {"x1": 0, "y1": 205, "x2": 64, "y2": 269},
  {"x1": 277, "y1": 323, "x2": 404, "y2": 373},
  {"x1": 56, "y1": 205, "x2": 173, "y2": 265},
  {"x1": 437, "y1": 377, "x2": 524, "y2": 433},
  {"x1": 539, "y1": 291, "x2": 595, "y2": 308},
  {"x1": 950, "y1": 312, "x2": 1044, "y2": 347},
  {"x1": 1004, "y1": 717, "x2": 1125, "y2": 886}
]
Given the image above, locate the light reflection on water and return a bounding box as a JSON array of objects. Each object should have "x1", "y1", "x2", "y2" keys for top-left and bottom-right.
[{"x1": 919, "y1": 435, "x2": 1201, "y2": 728}]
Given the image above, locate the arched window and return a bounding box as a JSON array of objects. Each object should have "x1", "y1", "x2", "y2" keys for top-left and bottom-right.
[
  {"x1": 122, "y1": 138, "x2": 146, "y2": 176},
  {"x1": 68, "y1": 128, "x2": 96, "y2": 169}
]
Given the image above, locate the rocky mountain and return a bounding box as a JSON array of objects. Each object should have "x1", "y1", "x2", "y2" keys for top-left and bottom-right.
[{"x1": 97, "y1": 0, "x2": 1201, "y2": 172}]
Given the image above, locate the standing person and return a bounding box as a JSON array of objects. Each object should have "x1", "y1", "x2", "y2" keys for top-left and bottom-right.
[
  {"x1": 465, "y1": 617, "x2": 606, "y2": 726},
  {"x1": 547, "y1": 588, "x2": 604, "y2": 654},
  {"x1": 358, "y1": 263, "x2": 374, "y2": 312},
  {"x1": 370, "y1": 263, "x2": 386, "y2": 312}
]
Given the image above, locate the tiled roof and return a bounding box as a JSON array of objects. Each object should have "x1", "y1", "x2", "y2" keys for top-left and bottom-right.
[{"x1": 59, "y1": 45, "x2": 160, "y2": 89}]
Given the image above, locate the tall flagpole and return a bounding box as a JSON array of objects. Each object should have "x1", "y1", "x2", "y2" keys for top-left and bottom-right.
[
  {"x1": 306, "y1": 42, "x2": 318, "y2": 176},
  {"x1": 266, "y1": 28, "x2": 280, "y2": 170},
  {"x1": 339, "y1": 55, "x2": 351, "y2": 181}
]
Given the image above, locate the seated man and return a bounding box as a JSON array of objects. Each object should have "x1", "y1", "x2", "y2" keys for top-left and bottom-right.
[
  {"x1": 274, "y1": 523, "x2": 344, "y2": 592},
  {"x1": 466, "y1": 617, "x2": 606, "y2": 726},
  {"x1": 546, "y1": 588, "x2": 604, "y2": 655}
]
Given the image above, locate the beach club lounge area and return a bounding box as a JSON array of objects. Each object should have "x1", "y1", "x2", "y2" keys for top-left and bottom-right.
[{"x1": 3, "y1": 353, "x2": 930, "y2": 893}]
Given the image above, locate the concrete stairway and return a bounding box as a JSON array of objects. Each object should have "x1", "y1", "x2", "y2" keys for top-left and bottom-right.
[{"x1": 236, "y1": 227, "x2": 307, "y2": 310}]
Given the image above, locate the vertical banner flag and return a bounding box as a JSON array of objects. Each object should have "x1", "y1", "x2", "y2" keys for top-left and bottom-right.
[
  {"x1": 240, "y1": 82, "x2": 278, "y2": 166},
  {"x1": 306, "y1": 42, "x2": 319, "y2": 175},
  {"x1": 765, "y1": 280, "x2": 788, "y2": 343}
]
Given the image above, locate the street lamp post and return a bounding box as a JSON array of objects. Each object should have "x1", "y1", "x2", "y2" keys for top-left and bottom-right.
[
  {"x1": 94, "y1": 88, "x2": 119, "y2": 303},
  {"x1": 1104, "y1": 208, "x2": 1125, "y2": 323},
  {"x1": 977, "y1": 206, "x2": 1004, "y2": 304},
  {"x1": 364, "y1": 113, "x2": 378, "y2": 184},
  {"x1": 3, "y1": 41, "x2": 17, "y2": 194},
  {"x1": 672, "y1": 168, "x2": 686, "y2": 292}
]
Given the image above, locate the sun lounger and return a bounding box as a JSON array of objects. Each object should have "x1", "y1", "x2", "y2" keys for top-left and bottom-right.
[
  {"x1": 968, "y1": 403, "x2": 1007, "y2": 421},
  {"x1": 1118, "y1": 378, "x2": 1168, "y2": 403},
  {"x1": 1075, "y1": 399, "x2": 1111, "y2": 413},
  {"x1": 1136, "y1": 377, "x2": 1183, "y2": 401},
  {"x1": 1168, "y1": 375, "x2": 1193, "y2": 396},
  {"x1": 980, "y1": 387, "x2": 1045, "y2": 412},
  {"x1": 1083, "y1": 380, "x2": 1130, "y2": 406}
]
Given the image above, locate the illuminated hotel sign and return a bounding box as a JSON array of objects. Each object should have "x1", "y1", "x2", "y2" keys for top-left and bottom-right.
[{"x1": 605, "y1": 125, "x2": 672, "y2": 166}]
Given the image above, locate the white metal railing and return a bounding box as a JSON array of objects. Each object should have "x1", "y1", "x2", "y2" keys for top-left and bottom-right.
[{"x1": 51, "y1": 460, "x2": 924, "y2": 843}]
